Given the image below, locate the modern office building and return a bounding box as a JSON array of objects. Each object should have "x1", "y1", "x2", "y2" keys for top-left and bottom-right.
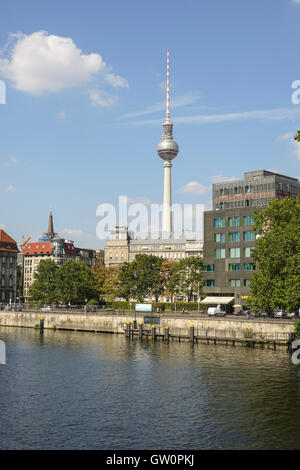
[
  {"x1": 0, "y1": 229, "x2": 19, "y2": 304},
  {"x1": 202, "y1": 170, "x2": 300, "y2": 308}
]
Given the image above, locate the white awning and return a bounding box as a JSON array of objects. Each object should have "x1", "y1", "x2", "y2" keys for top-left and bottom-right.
[{"x1": 201, "y1": 297, "x2": 235, "y2": 305}]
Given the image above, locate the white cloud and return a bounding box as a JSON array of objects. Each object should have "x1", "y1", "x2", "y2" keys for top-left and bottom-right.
[
  {"x1": 127, "y1": 107, "x2": 300, "y2": 126},
  {"x1": 127, "y1": 196, "x2": 155, "y2": 205},
  {"x1": 275, "y1": 131, "x2": 300, "y2": 161},
  {"x1": 275, "y1": 132, "x2": 294, "y2": 142},
  {"x1": 104, "y1": 73, "x2": 129, "y2": 88},
  {"x1": 212, "y1": 174, "x2": 238, "y2": 183},
  {"x1": 0, "y1": 31, "x2": 128, "y2": 98},
  {"x1": 3, "y1": 184, "x2": 16, "y2": 192},
  {"x1": 88, "y1": 88, "x2": 118, "y2": 107},
  {"x1": 57, "y1": 110, "x2": 66, "y2": 120},
  {"x1": 119, "y1": 92, "x2": 201, "y2": 120},
  {"x1": 292, "y1": 0, "x2": 300, "y2": 4},
  {"x1": 5, "y1": 156, "x2": 18, "y2": 166},
  {"x1": 62, "y1": 228, "x2": 97, "y2": 244},
  {"x1": 178, "y1": 181, "x2": 209, "y2": 195}
]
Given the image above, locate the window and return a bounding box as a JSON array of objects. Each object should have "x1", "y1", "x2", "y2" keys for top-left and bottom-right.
[
  {"x1": 214, "y1": 217, "x2": 225, "y2": 228},
  {"x1": 229, "y1": 247, "x2": 240, "y2": 258},
  {"x1": 229, "y1": 279, "x2": 240, "y2": 287},
  {"x1": 214, "y1": 248, "x2": 226, "y2": 259},
  {"x1": 214, "y1": 233, "x2": 225, "y2": 243},
  {"x1": 243, "y1": 215, "x2": 254, "y2": 226},
  {"x1": 204, "y1": 264, "x2": 215, "y2": 272},
  {"x1": 243, "y1": 279, "x2": 250, "y2": 287},
  {"x1": 228, "y1": 216, "x2": 240, "y2": 227},
  {"x1": 228, "y1": 263, "x2": 241, "y2": 271},
  {"x1": 243, "y1": 231, "x2": 255, "y2": 242},
  {"x1": 204, "y1": 280, "x2": 215, "y2": 287},
  {"x1": 229, "y1": 232, "x2": 240, "y2": 243},
  {"x1": 244, "y1": 263, "x2": 256, "y2": 271},
  {"x1": 244, "y1": 247, "x2": 255, "y2": 257}
]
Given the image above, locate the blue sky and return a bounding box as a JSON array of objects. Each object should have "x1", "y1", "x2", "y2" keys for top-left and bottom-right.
[{"x1": 1, "y1": 0, "x2": 300, "y2": 248}]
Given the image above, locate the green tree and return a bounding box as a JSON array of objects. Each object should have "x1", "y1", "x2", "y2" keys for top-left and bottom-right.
[
  {"x1": 167, "y1": 257, "x2": 203, "y2": 302},
  {"x1": 92, "y1": 262, "x2": 113, "y2": 299},
  {"x1": 29, "y1": 259, "x2": 58, "y2": 304},
  {"x1": 56, "y1": 260, "x2": 98, "y2": 304},
  {"x1": 249, "y1": 197, "x2": 300, "y2": 313},
  {"x1": 118, "y1": 254, "x2": 164, "y2": 302},
  {"x1": 102, "y1": 267, "x2": 122, "y2": 301}
]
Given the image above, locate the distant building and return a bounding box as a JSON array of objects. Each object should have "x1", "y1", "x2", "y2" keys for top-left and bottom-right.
[
  {"x1": 23, "y1": 210, "x2": 97, "y2": 300},
  {"x1": 105, "y1": 227, "x2": 203, "y2": 268},
  {"x1": 202, "y1": 170, "x2": 300, "y2": 309},
  {"x1": 0, "y1": 230, "x2": 19, "y2": 304}
]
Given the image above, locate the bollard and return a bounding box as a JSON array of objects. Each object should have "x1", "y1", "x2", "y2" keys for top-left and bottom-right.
[
  {"x1": 151, "y1": 325, "x2": 156, "y2": 341},
  {"x1": 189, "y1": 324, "x2": 194, "y2": 343},
  {"x1": 40, "y1": 317, "x2": 44, "y2": 334},
  {"x1": 138, "y1": 322, "x2": 143, "y2": 339},
  {"x1": 126, "y1": 321, "x2": 131, "y2": 338},
  {"x1": 164, "y1": 325, "x2": 170, "y2": 342}
]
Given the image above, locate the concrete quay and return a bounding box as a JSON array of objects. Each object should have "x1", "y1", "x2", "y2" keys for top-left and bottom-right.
[{"x1": 0, "y1": 311, "x2": 295, "y2": 345}]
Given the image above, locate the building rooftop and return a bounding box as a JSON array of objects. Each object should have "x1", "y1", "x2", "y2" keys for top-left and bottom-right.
[{"x1": 0, "y1": 229, "x2": 19, "y2": 252}]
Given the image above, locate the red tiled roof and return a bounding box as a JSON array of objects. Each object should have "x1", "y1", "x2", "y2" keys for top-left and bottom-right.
[
  {"x1": 0, "y1": 229, "x2": 18, "y2": 252},
  {"x1": 23, "y1": 242, "x2": 53, "y2": 255}
]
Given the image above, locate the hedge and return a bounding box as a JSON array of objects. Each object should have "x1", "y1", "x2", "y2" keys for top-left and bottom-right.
[{"x1": 111, "y1": 301, "x2": 207, "y2": 312}]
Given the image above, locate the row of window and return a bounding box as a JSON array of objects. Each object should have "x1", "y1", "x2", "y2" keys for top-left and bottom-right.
[
  {"x1": 214, "y1": 231, "x2": 256, "y2": 243},
  {"x1": 214, "y1": 215, "x2": 254, "y2": 228},
  {"x1": 205, "y1": 279, "x2": 251, "y2": 287},
  {"x1": 204, "y1": 262, "x2": 255, "y2": 272},
  {"x1": 214, "y1": 247, "x2": 255, "y2": 259}
]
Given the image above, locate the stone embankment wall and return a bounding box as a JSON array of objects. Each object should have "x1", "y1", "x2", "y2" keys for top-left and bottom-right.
[{"x1": 0, "y1": 311, "x2": 294, "y2": 342}]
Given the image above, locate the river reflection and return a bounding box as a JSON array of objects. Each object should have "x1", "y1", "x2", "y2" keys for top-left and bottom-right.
[{"x1": 0, "y1": 327, "x2": 300, "y2": 450}]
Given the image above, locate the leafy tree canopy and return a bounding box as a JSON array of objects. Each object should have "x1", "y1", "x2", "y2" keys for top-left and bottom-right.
[{"x1": 249, "y1": 197, "x2": 300, "y2": 313}]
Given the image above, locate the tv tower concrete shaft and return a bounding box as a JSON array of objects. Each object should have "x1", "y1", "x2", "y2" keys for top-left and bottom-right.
[{"x1": 162, "y1": 160, "x2": 172, "y2": 233}]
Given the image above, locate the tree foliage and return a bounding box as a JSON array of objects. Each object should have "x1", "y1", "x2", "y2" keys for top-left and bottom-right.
[
  {"x1": 249, "y1": 197, "x2": 300, "y2": 313},
  {"x1": 29, "y1": 259, "x2": 58, "y2": 304},
  {"x1": 56, "y1": 260, "x2": 98, "y2": 304},
  {"x1": 167, "y1": 257, "x2": 203, "y2": 302},
  {"x1": 118, "y1": 254, "x2": 164, "y2": 302}
]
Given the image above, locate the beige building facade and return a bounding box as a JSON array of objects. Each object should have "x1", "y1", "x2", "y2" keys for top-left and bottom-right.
[{"x1": 105, "y1": 227, "x2": 203, "y2": 268}]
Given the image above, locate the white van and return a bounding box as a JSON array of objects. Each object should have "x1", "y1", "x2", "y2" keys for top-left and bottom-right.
[{"x1": 207, "y1": 307, "x2": 226, "y2": 317}]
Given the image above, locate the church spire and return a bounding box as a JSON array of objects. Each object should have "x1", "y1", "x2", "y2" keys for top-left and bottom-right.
[{"x1": 47, "y1": 207, "x2": 55, "y2": 238}]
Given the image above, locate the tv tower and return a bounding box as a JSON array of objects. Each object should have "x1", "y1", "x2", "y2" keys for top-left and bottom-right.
[{"x1": 157, "y1": 48, "x2": 179, "y2": 234}]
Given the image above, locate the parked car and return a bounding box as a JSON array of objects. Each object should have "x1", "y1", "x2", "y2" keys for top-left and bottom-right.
[
  {"x1": 207, "y1": 307, "x2": 226, "y2": 317},
  {"x1": 41, "y1": 306, "x2": 51, "y2": 312},
  {"x1": 287, "y1": 312, "x2": 296, "y2": 319},
  {"x1": 258, "y1": 311, "x2": 268, "y2": 318},
  {"x1": 273, "y1": 310, "x2": 287, "y2": 319}
]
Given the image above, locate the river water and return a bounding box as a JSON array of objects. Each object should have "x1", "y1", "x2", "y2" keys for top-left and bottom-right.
[{"x1": 0, "y1": 326, "x2": 300, "y2": 450}]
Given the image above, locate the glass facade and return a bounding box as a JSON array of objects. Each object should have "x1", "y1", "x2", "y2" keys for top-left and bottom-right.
[
  {"x1": 228, "y1": 216, "x2": 240, "y2": 227},
  {"x1": 215, "y1": 233, "x2": 225, "y2": 243},
  {"x1": 229, "y1": 232, "x2": 240, "y2": 242},
  {"x1": 214, "y1": 218, "x2": 226, "y2": 228},
  {"x1": 243, "y1": 231, "x2": 255, "y2": 242}
]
